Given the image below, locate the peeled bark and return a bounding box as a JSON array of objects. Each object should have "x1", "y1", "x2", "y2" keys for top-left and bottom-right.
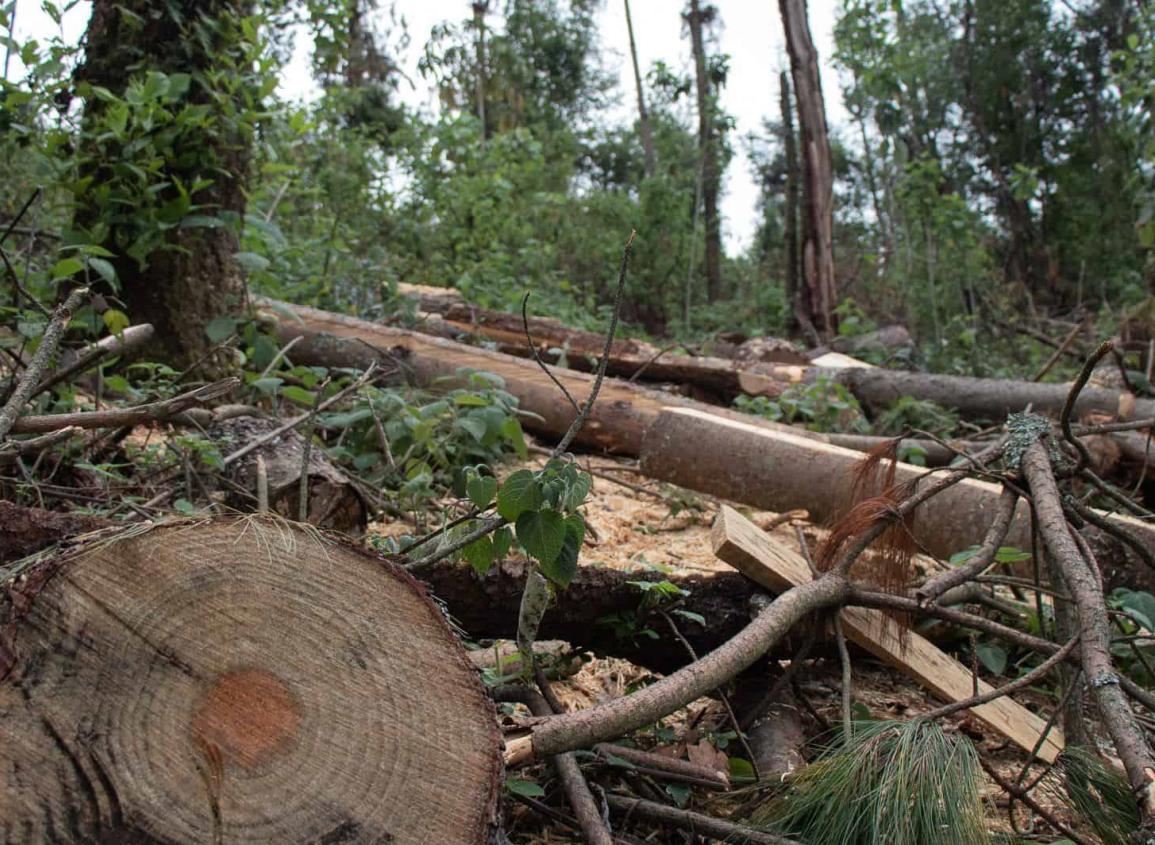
[{"x1": 0, "y1": 517, "x2": 501, "y2": 843}]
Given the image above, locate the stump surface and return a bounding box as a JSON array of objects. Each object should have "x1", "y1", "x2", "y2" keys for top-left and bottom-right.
[{"x1": 0, "y1": 518, "x2": 500, "y2": 844}]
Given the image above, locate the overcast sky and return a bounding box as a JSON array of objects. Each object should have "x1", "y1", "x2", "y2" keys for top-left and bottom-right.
[{"x1": 8, "y1": 0, "x2": 847, "y2": 252}]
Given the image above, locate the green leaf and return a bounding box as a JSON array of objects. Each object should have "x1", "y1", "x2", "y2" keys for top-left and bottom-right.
[
  {"x1": 492, "y1": 526, "x2": 513, "y2": 560},
  {"x1": 281, "y1": 385, "x2": 317, "y2": 406},
  {"x1": 515, "y1": 508, "x2": 566, "y2": 568},
  {"x1": 456, "y1": 415, "x2": 487, "y2": 442},
  {"x1": 994, "y1": 546, "x2": 1031, "y2": 563},
  {"x1": 102, "y1": 309, "x2": 130, "y2": 335},
  {"x1": 205, "y1": 316, "x2": 239, "y2": 343},
  {"x1": 560, "y1": 470, "x2": 592, "y2": 512},
  {"x1": 540, "y1": 513, "x2": 584, "y2": 588},
  {"x1": 728, "y1": 757, "x2": 756, "y2": 781},
  {"x1": 467, "y1": 474, "x2": 498, "y2": 509},
  {"x1": 496, "y1": 469, "x2": 543, "y2": 521},
  {"x1": 51, "y1": 257, "x2": 84, "y2": 279},
  {"x1": 233, "y1": 251, "x2": 270, "y2": 272},
  {"x1": 672, "y1": 608, "x2": 706, "y2": 627},
  {"x1": 501, "y1": 415, "x2": 528, "y2": 459},
  {"x1": 505, "y1": 778, "x2": 545, "y2": 798},
  {"x1": 87, "y1": 257, "x2": 117, "y2": 285},
  {"x1": 976, "y1": 642, "x2": 1007, "y2": 676},
  {"x1": 462, "y1": 535, "x2": 494, "y2": 575}
]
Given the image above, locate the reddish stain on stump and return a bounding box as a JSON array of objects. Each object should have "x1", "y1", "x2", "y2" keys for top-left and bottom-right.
[{"x1": 192, "y1": 669, "x2": 300, "y2": 767}]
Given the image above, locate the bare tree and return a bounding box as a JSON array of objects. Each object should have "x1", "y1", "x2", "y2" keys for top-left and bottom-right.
[
  {"x1": 686, "y1": 0, "x2": 723, "y2": 303},
  {"x1": 779, "y1": 0, "x2": 837, "y2": 339},
  {"x1": 624, "y1": 0, "x2": 656, "y2": 179},
  {"x1": 472, "y1": 1, "x2": 490, "y2": 140}
]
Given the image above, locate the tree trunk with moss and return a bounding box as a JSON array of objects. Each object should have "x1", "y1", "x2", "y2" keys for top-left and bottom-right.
[{"x1": 72, "y1": 0, "x2": 253, "y2": 368}]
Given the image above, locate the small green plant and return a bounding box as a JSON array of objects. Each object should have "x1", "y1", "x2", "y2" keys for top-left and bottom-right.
[
  {"x1": 873, "y1": 396, "x2": 960, "y2": 438},
  {"x1": 734, "y1": 376, "x2": 870, "y2": 434},
  {"x1": 752, "y1": 720, "x2": 992, "y2": 845}
]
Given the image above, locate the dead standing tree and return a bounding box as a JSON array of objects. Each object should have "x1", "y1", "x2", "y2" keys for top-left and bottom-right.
[{"x1": 779, "y1": 0, "x2": 838, "y2": 340}]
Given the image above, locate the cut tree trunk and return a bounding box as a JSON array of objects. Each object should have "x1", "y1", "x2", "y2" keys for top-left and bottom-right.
[
  {"x1": 645, "y1": 407, "x2": 1155, "y2": 593},
  {"x1": 0, "y1": 517, "x2": 500, "y2": 844},
  {"x1": 257, "y1": 298, "x2": 945, "y2": 463},
  {"x1": 208, "y1": 415, "x2": 367, "y2": 535}
]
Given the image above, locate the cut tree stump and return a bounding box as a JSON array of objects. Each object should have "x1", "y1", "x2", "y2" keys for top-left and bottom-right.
[
  {"x1": 209, "y1": 415, "x2": 368, "y2": 535},
  {"x1": 712, "y1": 505, "x2": 1064, "y2": 763},
  {"x1": 0, "y1": 517, "x2": 500, "y2": 844}
]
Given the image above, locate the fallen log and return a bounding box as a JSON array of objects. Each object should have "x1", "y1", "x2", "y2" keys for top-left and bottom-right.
[
  {"x1": 642, "y1": 407, "x2": 1155, "y2": 593},
  {"x1": 711, "y1": 506, "x2": 1064, "y2": 762},
  {"x1": 257, "y1": 298, "x2": 974, "y2": 465},
  {"x1": 422, "y1": 557, "x2": 784, "y2": 676},
  {"x1": 752, "y1": 361, "x2": 1155, "y2": 421},
  {"x1": 0, "y1": 517, "x2": 501, "y2": 843}
]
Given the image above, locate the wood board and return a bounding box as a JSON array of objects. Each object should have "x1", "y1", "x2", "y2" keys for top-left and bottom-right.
[{"x1": 711, "y1": 505, "x2": 1064, "y2": 763}]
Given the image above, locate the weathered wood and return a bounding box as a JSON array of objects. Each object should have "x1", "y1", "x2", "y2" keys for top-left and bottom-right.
[
  {"x1": 643, "y1": 407, "x2": 1155, "y2": 574},
  {"x1": 208, "y1": 415, "x2": 367, "y2": 535},
  {"x1": 711, "y1": 506, "x2": 1064, "y2": 762},
  {"x1": 0, "y1": 517, "x2": 501, "y2": 844},
  {"x1": 0, "y1": 502, "x2": 108, "y2": 564}
]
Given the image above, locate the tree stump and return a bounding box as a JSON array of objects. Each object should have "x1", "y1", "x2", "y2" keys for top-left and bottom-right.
[{"x1": 0, "y1": 517, "x2": 501, "y2": 843}]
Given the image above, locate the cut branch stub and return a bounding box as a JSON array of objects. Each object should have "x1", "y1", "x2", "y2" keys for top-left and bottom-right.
[{"x1": 0, "y1": 517, "x2": 500, "y2": 844}]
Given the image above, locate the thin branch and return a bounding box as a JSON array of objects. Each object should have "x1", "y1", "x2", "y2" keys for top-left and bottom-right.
[
  {"x1": 0, "y1": 288, "x2": 89, "y2": 440},
  {"x1": 10, "y1": 378, "x2": 239, "y2": 434},
  {"x1": 921, "y1": 636, "x2": 1079, "y2": 721},
  {"x1": 918, "y1": 485, "x2": 1018, "y2": 602},
  {"x1": 1061, "y1": 340, "x2": 1113, "y2": 473},
  {"x1": 522, "y1": 291, "x2": 579, "y2": 415},
  {"x1": 606, "y1": 794, "x2": 800, "y2": 845},
  {"x1": 979, "y1": 758, "x2": 1094, "y2": 845},
  {"x1": 30, "y1": 324, "x2": 154, "y2": 398}
]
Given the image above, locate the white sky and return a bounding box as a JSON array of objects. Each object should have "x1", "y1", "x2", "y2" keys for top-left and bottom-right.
[{"x1": 8, "y1": 0, "x2": 847, "y2": 252}]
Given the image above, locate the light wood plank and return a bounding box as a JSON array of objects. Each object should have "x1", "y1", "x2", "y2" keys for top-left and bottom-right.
[{"x1": 711, "y1": 505, "x2": 1064, "y2": 763}]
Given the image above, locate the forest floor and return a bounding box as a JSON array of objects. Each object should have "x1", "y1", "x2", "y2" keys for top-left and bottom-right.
[{"x1": 371, "y1": 440, "x2": 1093, "y2": 843}]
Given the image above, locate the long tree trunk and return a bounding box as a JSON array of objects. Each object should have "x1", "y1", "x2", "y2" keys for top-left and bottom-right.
[
  {"x1": 687, "y1": 0, "x2": 723, "y2": 303},
  {"x1": 73, "y1": 1, "x2": 253, "y2": 368},
  {"x1": 779, "y1": 70, "x2": 809, "y2": 340},
  {"x1": 779, "y1": 0, "x2": 838, "y2": 339},
  {"x1": 624, "y1": 0, "x2": 656, "y2": 178}
]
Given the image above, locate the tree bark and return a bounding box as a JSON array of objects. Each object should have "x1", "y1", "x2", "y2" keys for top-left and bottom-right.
[
  {"x1": 687, "y1": 0, "x2": 723, "y2": 303},
  {"x1": 624, "y1": 0, "x2": 656, "y2": 179},
  {"x1": 0, "y1": 502, "x2": 108, "y2": 564},
  {"x1": 779, "y1": 70, "x2": 808, "y2": 340},
  {"x1": 779, "y1": 0, "x2": 837, "y2": 339},
  {"x1": 0, "y1": 517, "x2": 501, "y2": 843},
  {"x1": 73, "y1": 1, "x2": 252, "y2": 368}
]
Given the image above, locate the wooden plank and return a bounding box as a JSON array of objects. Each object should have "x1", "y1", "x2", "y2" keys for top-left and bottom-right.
[{"x1": 711, "y1": 505, "x2": 1064, "y2": 763}]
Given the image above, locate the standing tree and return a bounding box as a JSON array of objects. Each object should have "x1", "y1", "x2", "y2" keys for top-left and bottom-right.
[
  {"x1": 779, "y1": 70, "x2": 807, "y2": 339},
  {"x1": 686, "y1": 0, "x2": 723, "y2": 303},
  {"x1": 472, "y1": 1, "x2": 491, "y2": 140},
  {"x1": 779, "y1": 0, "x2": 838, "y2": 339},
  {"x1": 624, "y1": 0, "x2": 656, "y2": 179},
  {"x1": 71, "y1": 1, "x2": 260, "y2": 367}
]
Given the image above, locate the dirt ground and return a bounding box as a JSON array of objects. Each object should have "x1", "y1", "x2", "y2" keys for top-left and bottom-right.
[{"x1": 371, "y1": 445, "x2": 1096, "y2": 843}]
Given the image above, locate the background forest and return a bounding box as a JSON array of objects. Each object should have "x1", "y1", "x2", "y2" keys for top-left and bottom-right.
[{"x1": 2, "y1": 0, "x2": 1153, "y2": 377}]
